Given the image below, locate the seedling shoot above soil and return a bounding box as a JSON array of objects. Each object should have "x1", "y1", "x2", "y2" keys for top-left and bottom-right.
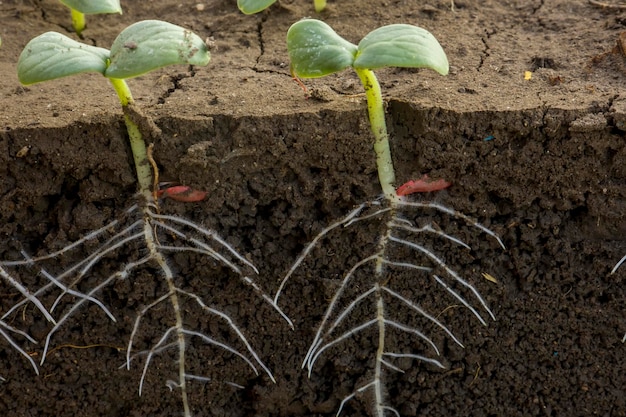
[
  {"x1": 238, "y1": 0, "x2": 326, "y2": 14},
  {"x1": 59, "y1": 0, "x2": 122, "y2": 36},
  {"x1": 13, "y1": 20, "x2": 286, "y2": 417},
  {"x1": 287, "y1": 19, "x2": 448, "y2": 201},
  {"x1": 279, "y1": 19, "x2": 504, "y2": 417}
]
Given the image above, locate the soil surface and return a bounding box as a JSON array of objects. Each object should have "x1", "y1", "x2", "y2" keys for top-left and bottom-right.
[{"x1": 1, "y1": 0, "x2": 626, "y2": 416}]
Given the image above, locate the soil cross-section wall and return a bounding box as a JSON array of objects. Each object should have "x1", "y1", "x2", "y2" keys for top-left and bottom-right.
[{"x1": 1, "y1": 1, "x2": 626, "y2": 416}]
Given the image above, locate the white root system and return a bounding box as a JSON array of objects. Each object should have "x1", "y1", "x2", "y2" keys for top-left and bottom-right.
[{"x1": 275, "y1": 197, "x2": 504, "y2": 417}]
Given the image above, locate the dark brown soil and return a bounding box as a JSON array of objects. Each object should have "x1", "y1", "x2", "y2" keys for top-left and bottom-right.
[{"x1": 1, "y1": 0, "x2": 626, "y2": 416}]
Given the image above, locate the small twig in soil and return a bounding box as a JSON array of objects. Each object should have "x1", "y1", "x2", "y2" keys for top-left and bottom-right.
[{"x1": 588, "y1": 0, "x2": 626, "y2": 9}]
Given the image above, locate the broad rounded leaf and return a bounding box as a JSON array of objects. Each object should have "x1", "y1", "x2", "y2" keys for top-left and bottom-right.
[
  {"x1": 17, "y1": 32, "x2": 110, "y2": 85},
  {"x1": 287, "y1": 19, "x2": 358, "y2": 78},
  {"x1": 354, "y1": 24, "x2": 449, "y2": 75},
  {"x1": 237, "y1": 0, "x2": 276, "y2": 14},
  {"x1": 59, "y1": 0, "x2": 122, "y2": 14},
  {"x1": 105, "y1": 20, "x2": 210, "y2": 79}
]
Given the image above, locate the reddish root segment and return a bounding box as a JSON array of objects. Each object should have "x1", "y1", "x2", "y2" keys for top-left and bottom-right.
[
  {"x1": 156, "y1": 183, "x2": 208, "y2": 202},
  {"x1": 292, "y1": 76, "x2": 309, "y2": 96},
  {"x1": 396, "y1": 174, "x2": 452, "y2": 196}
]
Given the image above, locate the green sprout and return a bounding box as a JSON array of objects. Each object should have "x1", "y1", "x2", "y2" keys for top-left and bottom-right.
[
  {"x1": 287, "y1": 19, "x2": 449, "y2": 201},
  {"x1": 59, "y1": 0, "x2": 122, "y2": 36},
  {"x1": 238, "y1": 0, "x2": 326, "y2": 14},
  {"x1": 279, "y1": 19, "x2": 504, "y2": 417},
  {"x1": 14, "y1": 20, "x2": 288, "y2": 416},
  {"x1": 18, "y1": 20, "x2": 209, "y2": 199}
]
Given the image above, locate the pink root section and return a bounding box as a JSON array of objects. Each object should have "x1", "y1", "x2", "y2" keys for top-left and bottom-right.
[
  {"x1": 396, "y1": 175, "x2": 452, "y2": 196},
  {"x1": 157, "y1": 185, "x2": 208, "y2": 202}
]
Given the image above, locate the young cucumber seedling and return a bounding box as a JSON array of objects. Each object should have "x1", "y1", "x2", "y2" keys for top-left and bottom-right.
[
  {"x1": 59, "y1": 0, "x2": 122, "y2": 37},
  {"x1": 276, "y1": 19, "x2": 505, "y2": 417},
  {"x1": 13, "y1": 20, "x2": 288, "y2": 417},
  {"x1": 238, "y1": 0, "x2": 326, "y2": 14}
]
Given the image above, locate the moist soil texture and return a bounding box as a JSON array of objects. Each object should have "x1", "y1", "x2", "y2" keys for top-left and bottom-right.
[{"x1": 1, "y1": 0, "x2": 626, "y2": 416}]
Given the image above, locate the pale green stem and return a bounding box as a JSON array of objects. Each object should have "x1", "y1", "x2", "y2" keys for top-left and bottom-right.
[
  {"x1": 108, "y1": 78, "x2": 153, "y2": 197},
  {"x1": 314, "y1": 0, "x2": 327, "y2": 12},
  {"x1": 354, "y1": 68, "x2": 398, "y2": 202},
  {"x1": 70, "y1": 8, "x2": 86, "y2": 36}
]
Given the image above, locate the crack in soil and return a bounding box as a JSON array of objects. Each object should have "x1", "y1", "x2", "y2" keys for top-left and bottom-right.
[
  {"x1": 34, "y1": 0, "x2": 46, "y2": 22},
  {"x1": 477, "y1": 29, "x2": 496, "y2": 71},
  {"x1": 254, "y1": 13, "x2": 268, "y2": 71},
  {"x1": 249, "y1": 13, "x2": 291, "y2": 79},
  {"x1": 156, "y1": 68, "x2": 198, "y2": 104},
  {"x1": 531, "y1": 0, "x2": 546, "y2": 14}
]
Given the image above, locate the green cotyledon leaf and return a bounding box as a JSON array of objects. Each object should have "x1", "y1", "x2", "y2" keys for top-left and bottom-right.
[
  {"x1": 354, "y1": 24, "x2": 449, "y2": 75},
  {"x1": 17, "y1": 32, "x2": 110, "y2": 85},
  {"x1": 237, "y1": 0, "x2": 277, "y2": 14},
  {"x1": 59, "y1": 0, "x2": 122, "y2": 14},
  {"x1": 105, "y1": 20, "x2": 210, "y2": 79},
  {"x1": 287, "y1": 19, "x2": 358, "y2": 78}
]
